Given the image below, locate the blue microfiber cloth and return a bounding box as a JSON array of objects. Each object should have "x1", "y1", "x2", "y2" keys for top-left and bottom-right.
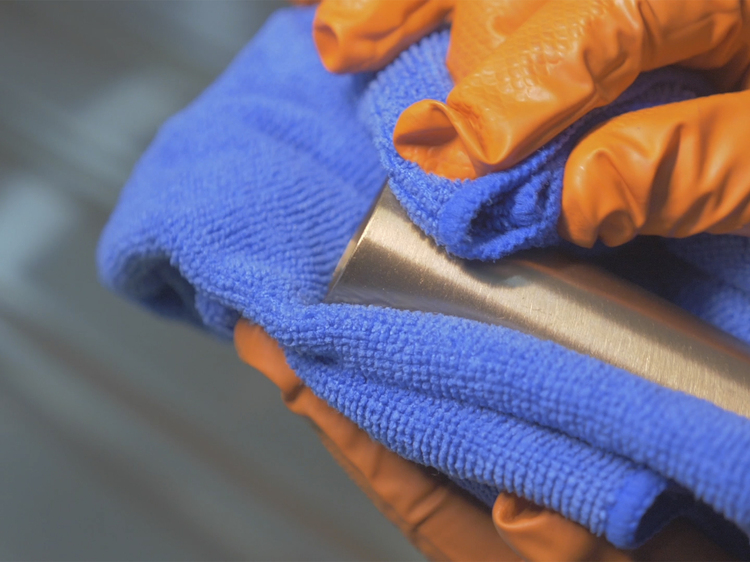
[{"x1": 98, "y1": 6, "x2": 750, "y2": 553}]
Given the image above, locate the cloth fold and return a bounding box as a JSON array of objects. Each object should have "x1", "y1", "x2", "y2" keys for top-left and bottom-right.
[
  {"x1": 359, "y1": 31, "x2": 714, "y2": 261},
  {"x1": 98, "y1": 7, "x2": 750, "y2": 554}
]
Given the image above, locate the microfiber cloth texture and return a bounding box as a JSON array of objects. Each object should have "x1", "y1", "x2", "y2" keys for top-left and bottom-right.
[{"x1": 98, "y1": 6, "x2": 750, "y2": 553}]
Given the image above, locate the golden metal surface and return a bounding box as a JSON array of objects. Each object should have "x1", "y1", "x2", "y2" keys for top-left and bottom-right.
[{"x1": 326, "y1": 184, "x2": 750, "y2": 419}]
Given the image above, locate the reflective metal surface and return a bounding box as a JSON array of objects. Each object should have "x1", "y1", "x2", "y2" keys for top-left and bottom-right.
[{"x1": 327, "y1": 184, "x2": 750, "y2": 420}]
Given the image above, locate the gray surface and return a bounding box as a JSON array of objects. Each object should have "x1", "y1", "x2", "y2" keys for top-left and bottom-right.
[{"x1": 0, "y1": 2, "x2": 423, "y2": 560}]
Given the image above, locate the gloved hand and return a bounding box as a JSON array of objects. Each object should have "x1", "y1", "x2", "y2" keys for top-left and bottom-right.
[
  {"x1": 234, "y1": 320, "x2": 733, "y2": 562},
  {"x1": 313, "y1": 0, "x2": 750, "y2": 247},
  {"x1": 98, "y1": 6, "x2": 750, "y2": 555}
]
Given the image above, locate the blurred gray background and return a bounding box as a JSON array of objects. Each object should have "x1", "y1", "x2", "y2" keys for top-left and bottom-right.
[{"x1": 0, "y1": 2, "x2": 422, "y2": 560}]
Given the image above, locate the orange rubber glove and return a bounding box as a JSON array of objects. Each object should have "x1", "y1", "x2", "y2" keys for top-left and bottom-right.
[
  {"x1": 313, "y1": 0, "x2": 750, "y2": 247},
  {"x1": 234, "y1": 320, "x2": 732, "y2": 561}
]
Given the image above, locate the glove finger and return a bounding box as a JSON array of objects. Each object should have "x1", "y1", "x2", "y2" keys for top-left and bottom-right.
[
  {"x1": 493, "y1": 494, "x2": 630, "y2": 562},
  {"x1": 393, "y1": 0, "x2": 645, "y2": 179},
  {"x1": 313, "y1": 0, "x2": 453, "y2": 73},
  {"x1": 393, "y1": 0, "x2": 750, "y2": 179},
  {"x1": 559, "y1": 90, "x2": 750, "y2": 248},
  {"x1": 446, "y1": 0, "x2": 547, "y2": 82}
]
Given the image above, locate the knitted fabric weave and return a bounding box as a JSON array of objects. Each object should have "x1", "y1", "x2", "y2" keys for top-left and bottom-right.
[{"x1": 98, "y1": 7, "x2": 750, "y2": 553}]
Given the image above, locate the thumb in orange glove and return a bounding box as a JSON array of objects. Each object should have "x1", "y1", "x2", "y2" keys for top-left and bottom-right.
[{"x1": 313, "y1": 0, "x2": 750, "y2": 247}]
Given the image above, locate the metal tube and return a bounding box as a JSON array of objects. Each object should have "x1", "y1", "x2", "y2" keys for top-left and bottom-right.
[{"x1": 325, "y1": 184, "x2": 750, "y2": 420}]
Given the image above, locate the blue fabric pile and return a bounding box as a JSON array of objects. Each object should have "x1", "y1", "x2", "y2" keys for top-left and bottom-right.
[{"x1": 98, "y1": 6, "x2": 750, "y2": 554}]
